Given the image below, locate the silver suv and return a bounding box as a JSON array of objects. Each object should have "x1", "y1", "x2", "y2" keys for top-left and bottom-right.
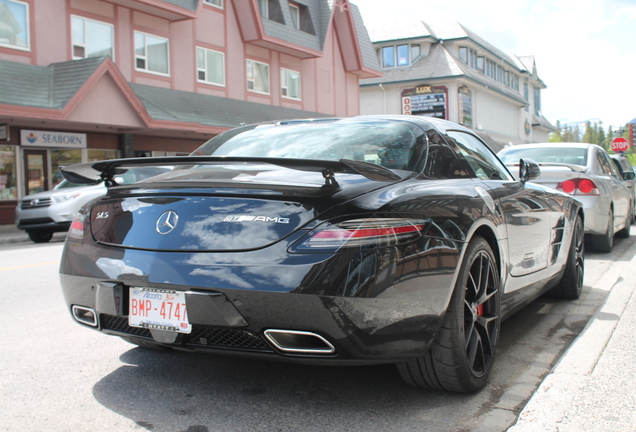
[{"x1": 16, "y1": 166, "x2": 169, "y2": 243}]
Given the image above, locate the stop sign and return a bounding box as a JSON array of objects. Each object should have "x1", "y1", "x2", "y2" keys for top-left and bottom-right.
[{"x1": 611, "y1": 137, "x2": 629, "y2": 152}]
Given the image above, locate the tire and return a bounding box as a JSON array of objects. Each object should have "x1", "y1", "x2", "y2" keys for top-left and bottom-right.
[
  {"x1": 397, "y1": 236, "x2": 501, "y2": 393},
  {"x1": 590, "y1": 208, "x2": 614, "y2": 253},
  {"x1": 616, "y1": 203, "x2": 632, "y2": 239},
  {"x1": 548, "y1": 214, "x2": 584, "y2": 299},
  {"x1": 121, "y1": 336, "x2": 171, "y2": 351},
  {"x1": 27, "y1": 230, "x2": 53, "y2": 243}
]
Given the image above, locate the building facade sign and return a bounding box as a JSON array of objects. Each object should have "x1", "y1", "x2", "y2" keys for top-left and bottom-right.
[
  {"x1": 401, "y1": 85, "x2": 448, "y2": 119},
  {"x1": 20, "y1": 130, "x2": 87, "y2": 148},
  {"x1": 458, "y1": 86, "x2": 473, "y2": 127}
]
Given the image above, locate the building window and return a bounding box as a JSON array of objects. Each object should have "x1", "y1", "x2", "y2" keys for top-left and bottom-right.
[
  {"x1": 510, "y1": 74, "x2": 519, "y2": 91},
  {"x1": 71, "y1": 16, "x2": 114, "y2": 60},
  {"x1": 204, "y1": 0, "x2": 223, "y2": 8},
  {"x1": 396, "y1": 44, "x2": 409, "y2": 66},
  {"x1": 197, "y1": 47, "x2": 225, "y2": 86},
  {"x1": 411, "y1": 44, "x2": 420, "y2": 62},
  {"x1": 458, "y1": 46, "x2": 467, "y2": 63},
  {"x1": 51, "y1": 150, "x2": 82, "y2": 187},
  {"x1": 258, "y1": 0, "x2": 284, "y2": 23},
  {"x1": 289, "y1": 2, "x2": 299, "y2": 29},
  {"x1": 281, "y1": 68, "x2": 301, "y2": 99},
  {"x1": 524, "y1": 82, "x2": 529, "y2": 111},
  {"x1": 247, "y1": 59, "x2": 270, "y2": 94},
  {"x1": 134, "y1": 31, "x2": 169, "y2": 75},
  {"x1": 382, "y1": 46, "x2": 395, "y2": 68},
  {"x1": 381, "y1": 44, "x2": 420, "y2": 68},
  {"x1": 476, "y1": 56, "x2": 484, "y2": 72},
  {"x1": 0, "y1": 0, "x2": 29, "y2": 50},
  {"x1": 534, "y1": 87, "x2": 541, "y2": 115},
  {"x1": 258, "y1": 0, "x2": 268, "y2": 18},
  {"x1": 468, "y1": 48, "x2": 477, "y2": 69},
  {"x1": 0, "y1": 145, "x2": 17, "y2": 200},
  {"x1": 496, "y1": 65, "x2": 504, "y2": 83},
  {"x1": 486, "y1": 59, "x2": 496, "y2": 79}
]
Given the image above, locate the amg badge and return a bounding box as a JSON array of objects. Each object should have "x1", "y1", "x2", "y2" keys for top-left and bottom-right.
[{"x1": 224, "y1": 215, "x2": 290, "y2": 224}]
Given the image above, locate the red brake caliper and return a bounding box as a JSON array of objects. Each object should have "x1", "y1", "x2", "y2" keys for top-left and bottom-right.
[{"x1": 476, "y1": 304, "x2": 484, "y2": 316}]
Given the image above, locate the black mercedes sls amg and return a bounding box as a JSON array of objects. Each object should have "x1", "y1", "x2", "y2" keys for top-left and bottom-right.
[{"x1": 59, "y1": 115, "x2": 584, "y2": 393}]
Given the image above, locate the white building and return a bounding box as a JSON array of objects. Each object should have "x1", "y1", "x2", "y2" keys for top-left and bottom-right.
[{"x1": 360, "y1": 19, "x2": 555, "y2": 151}]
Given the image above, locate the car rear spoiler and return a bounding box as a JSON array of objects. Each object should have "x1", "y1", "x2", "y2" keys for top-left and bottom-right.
[
  {"x1": 534, "y1": 162, "x2": 587, "y2": 173},
  {"x1": 59, "y1": 156, "x2": 405, "y2": 189}
]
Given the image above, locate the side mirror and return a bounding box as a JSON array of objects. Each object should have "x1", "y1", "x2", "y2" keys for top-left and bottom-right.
[
  {"x1": 623, "y1": 171, "x2": 636, "y2": 181},
  {"x1": 519, "y1": 158, "x2": 540, "y2": 183}
]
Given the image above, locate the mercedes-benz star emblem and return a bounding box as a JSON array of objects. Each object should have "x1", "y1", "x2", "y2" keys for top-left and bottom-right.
[{"x1": 156, "y1": 210, "x2": 179, "y2": 235}]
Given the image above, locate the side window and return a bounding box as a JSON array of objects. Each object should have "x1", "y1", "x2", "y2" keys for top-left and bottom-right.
[
  {"x1": 446, "y1": 131, "x2": 513, "y2": 181},
  {"x1": 422, "y1": 130, "x2": 468, "y2": 179},
  {"x1": 596, "y1": 152, "x2": 611, "y2": 176},
  {"x1": 599, "y1": 151, "x2": 619, "y2": 178}
]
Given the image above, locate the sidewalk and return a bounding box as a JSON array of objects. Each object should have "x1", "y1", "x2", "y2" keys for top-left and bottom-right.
[{"x1": 508, "y1": 253, "x2": 636, "y2": 431}]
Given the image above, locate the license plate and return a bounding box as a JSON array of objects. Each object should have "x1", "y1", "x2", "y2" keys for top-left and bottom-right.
[{"x1": 129, "y1": 287, "x2": 191, "y2": 334}]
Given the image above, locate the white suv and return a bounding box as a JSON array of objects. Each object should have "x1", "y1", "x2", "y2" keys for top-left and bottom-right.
[{"x1": 16, "y1": 166, "x2": 169, "y2": 243}]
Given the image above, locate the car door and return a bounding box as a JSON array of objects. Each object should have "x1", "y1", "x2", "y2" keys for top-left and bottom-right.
[
  {"x1": 445, "y1": 131, "x2": 561, "y2": 279},
  {"x1": 597, "y1": 149, "x2": 631, "y2": 229}
]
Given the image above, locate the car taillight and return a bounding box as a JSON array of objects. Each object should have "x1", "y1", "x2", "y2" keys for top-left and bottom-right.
[
  {"x1": 556, "y1": 178, "x2": 599, "y2": 196},
  {"x1": 290, "y1": 218, "x2": 428, "y2": 253},
  {"x1": 68, "y1": 206, "x2": 90, "y2": 241}
]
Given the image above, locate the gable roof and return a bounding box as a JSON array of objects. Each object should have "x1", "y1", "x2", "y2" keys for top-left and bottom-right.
[
  {"x1": 366, "y1": 19, "x2": 435, "y2": 43},
  {"x1": 360, "y1": 44, "x2": 527, "y2": 105},
  {"x1": 0, "y1": 57, "x2": 330, "y2": 133}
]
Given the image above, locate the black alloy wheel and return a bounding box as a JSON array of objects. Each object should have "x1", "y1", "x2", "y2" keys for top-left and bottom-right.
[
  {"x1": 548, "y1": 214, "x2": 584, "y2": 299},
  {"x1": 463, "y1": 246, "x2": 500, "y2": 378},
  {"x1": 397, "y1": 236, "x2": 501, "y2": 393}
]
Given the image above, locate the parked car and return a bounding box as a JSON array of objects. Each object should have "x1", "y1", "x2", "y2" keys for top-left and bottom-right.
[
  {"x1": 59, "y1": 116, "x2": 584, "y2": 393},
  {"x1": 16, "y1": 166, "x2": 170, "y2": 243},
  {"x1": 610, "y1": 154, "x2": 636, "y2": 223},
  {"x1": 498, "y1": 143, "x2": 632, "y2": 252}
]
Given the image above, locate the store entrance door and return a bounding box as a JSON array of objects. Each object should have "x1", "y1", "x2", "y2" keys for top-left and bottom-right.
[{"x1": 24, "y1": 150, "x2": 49, "y2": 195}]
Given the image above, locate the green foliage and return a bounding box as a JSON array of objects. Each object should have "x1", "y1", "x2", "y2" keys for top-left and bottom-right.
[{"x1": 549, "y1": 121, "x2": 636, "y2": 164}]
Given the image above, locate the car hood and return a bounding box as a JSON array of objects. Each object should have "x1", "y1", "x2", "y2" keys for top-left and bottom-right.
[
  {"x1": 82, "y1": 160, "x2": 408, "y2": 252},
  {"x1": 21, "y1": 184, "x2": 105, "y2": 201}
]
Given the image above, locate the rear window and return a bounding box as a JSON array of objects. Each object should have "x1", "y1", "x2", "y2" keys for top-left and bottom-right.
[
  {"x1": 192, "y1": 120, "x2": 427, "y2": 171},
  {"x1": 499, "y1": 147, "x2": 588, "y2": 166}
]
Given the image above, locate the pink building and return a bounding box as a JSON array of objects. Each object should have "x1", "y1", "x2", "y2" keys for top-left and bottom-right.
[{"x1": 0, "y1": 0, "x2": 381, "y2": 224}]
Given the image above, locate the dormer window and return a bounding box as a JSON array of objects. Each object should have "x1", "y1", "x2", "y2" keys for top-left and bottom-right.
[
  {"x1": 203, "y1": 0, "x2": 223, "y2": 8},
  {"x1": 258, "y1": 0, "x2": 284, "y2": 24},
  {"x1": 258, "y1": 0, "x2": 268, "y2": 18},
  {"x1": 381, "y1": 44, "x2": 420, "y2": 68},
  {"x1": 289, "y1": 2, "x2": 299, "y2": 29}
]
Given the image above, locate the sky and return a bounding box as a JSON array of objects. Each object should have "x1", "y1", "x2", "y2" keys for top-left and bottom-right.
[{"x1": 354, "y1": 0, "x2": 636, "y2": 131}]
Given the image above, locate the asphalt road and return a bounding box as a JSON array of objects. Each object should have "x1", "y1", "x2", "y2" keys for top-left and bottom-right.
[{"x1": 2, "y1": 233, "x2": 635, "y2": 432}]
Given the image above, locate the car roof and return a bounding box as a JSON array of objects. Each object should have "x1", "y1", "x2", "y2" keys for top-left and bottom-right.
[{"x1": 503, "y1": 142, "x2": 597, "y2": 150}]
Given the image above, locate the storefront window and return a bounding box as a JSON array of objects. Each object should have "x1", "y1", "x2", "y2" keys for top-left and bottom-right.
[
  {"x1": 51, "y1": 149, "x2": 82, "y2": 188},
  {"x1": 87, "y1": 149, "x2": 119, "y2": 162},
  {"x1": 0, "y1": 145, "x2": 17, "y2": 200}
]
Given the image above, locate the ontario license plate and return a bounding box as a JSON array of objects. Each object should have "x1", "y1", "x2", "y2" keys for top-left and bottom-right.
[{"x1": 129, "y1": 287, "x2": 191, "y2": 334}]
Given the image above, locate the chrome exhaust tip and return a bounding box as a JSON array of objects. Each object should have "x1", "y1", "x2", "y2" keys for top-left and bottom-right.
[
  {"x1": 72, "y1": 305, "x2": 98, "y2": 327},
  {"x1": 263, "y1": 329, "x2": 335, "y2": 354}
]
